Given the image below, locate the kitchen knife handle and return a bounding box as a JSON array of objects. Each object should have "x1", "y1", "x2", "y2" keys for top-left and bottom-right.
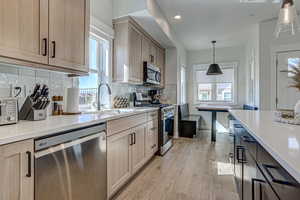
[{"x1": 26, "y1": 151, "x2": 32, "y2": 178}]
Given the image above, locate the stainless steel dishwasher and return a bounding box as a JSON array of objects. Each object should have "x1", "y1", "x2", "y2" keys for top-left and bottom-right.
[{"x1": 34, "y1": 123, "x2": 107, "y2": 200}]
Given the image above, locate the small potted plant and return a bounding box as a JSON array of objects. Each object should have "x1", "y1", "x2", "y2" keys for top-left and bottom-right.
[{"x1": 286, "y1": 65, "x2": 300, "y2": 118}]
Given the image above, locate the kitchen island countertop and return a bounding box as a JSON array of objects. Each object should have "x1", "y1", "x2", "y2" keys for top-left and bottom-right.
[{"x1": 229, "y1": 110, "x2": 300, "y2": 183}]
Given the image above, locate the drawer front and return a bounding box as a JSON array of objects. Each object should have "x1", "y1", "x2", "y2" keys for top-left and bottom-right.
[
  {"x1": 257, "y1": 144, "x2": 300, "y2": 200},
  {"x1": 240, "y1": 131, "x2": 257, "y2": 160},
  {"x1": 107, "y1": 113, "x2": 147, "y2": 136},
  {"x1": 147, "y1": 111, "x2": 158, "y2": 121}
]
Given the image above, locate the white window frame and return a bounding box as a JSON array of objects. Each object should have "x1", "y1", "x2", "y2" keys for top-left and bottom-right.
[
  {"x1": 193, "y1": 62, "x2": 238, "y2": 105},
  {"x1": 180, "y1": 65, "x2": 187, "y2": 104}
]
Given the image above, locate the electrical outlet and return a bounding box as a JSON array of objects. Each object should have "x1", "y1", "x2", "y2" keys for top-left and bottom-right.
[{"x1": 12, "y1": 85, "x2": 26, "y2": 98}]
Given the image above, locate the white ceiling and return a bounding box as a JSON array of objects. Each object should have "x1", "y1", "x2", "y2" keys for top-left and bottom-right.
[{"x1": 155, "y1": 0, "x2": 300, "y2": 50}]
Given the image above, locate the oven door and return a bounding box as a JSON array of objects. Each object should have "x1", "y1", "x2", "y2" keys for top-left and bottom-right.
[
  {"x1": 145, "y1": 67, "x2": 161, "y2": 85},
  {"x1": 162, "y1": 115, "x2": 174, "y2": 145}
]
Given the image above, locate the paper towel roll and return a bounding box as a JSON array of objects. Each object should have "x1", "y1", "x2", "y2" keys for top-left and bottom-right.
[{"x1": 66, "y1": 88, "x2": 80, "y2": 113}]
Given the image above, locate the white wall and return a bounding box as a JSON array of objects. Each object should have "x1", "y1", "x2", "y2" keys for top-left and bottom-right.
[
  {"x1": 259, "y1": 17, "x2": 300, "y2": 110},
  {"x1": 91, "y1": 0, "x2": 113, "y2": 28}
]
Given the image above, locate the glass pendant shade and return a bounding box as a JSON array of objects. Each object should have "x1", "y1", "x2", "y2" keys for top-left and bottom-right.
[
  {"x1": 206, "y1": 41, "x2": 223, "y2": 75},
  {"x1": 275, "y1": 0, "x2": 300, "y2": 37}
]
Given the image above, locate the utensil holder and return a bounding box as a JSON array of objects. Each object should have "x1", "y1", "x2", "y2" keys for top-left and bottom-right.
[{"x1": 19, "y1": 96, "x2": 48, "y2": 121}]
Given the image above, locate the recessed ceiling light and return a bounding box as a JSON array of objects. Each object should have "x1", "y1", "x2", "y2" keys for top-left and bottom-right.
[{"x1": 174, "y1": 15, "x2": 182, "y2": 20}]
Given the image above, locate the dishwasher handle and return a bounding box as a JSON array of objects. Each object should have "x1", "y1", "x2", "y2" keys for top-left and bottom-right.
[{"x1": 35, "y1": 132, "x2": 106, "y2": 158}]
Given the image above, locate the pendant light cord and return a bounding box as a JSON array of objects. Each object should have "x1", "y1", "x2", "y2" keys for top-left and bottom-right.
[{"x1": 212, "y1": 41, "x2": 216, "y2": 64}]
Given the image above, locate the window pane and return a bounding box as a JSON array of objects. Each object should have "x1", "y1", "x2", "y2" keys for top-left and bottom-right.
[
  {"x1": 89, "y1": 38, "x2": 98, "y2": 70},
  {"x1": 198, "y1": 84, "x2": 212, "y2": 101},
  {"x1": 288, "y1": 58, "x2": 300, "y2": 77},
  {"x1": 79, "y1": 73, "x2": 98, "y2": 111},
  {"x1": 216, "y1": 83, "x2": 232, "y2": 101}
]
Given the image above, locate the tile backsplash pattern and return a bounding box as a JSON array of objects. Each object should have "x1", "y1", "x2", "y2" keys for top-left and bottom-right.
[{"x1": 0, "y1": 64, "x2": 73, "y2": 113}]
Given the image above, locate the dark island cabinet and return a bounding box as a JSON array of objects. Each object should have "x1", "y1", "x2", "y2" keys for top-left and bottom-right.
[{"x1": 232, "y1": 117, "x2": 300, "y2": 200}]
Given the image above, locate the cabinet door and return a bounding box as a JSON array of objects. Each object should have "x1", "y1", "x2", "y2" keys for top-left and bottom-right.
[
  {"x1": 0, "y1": 139, "x2": 34, "y2": 200},
  {"x1": 49, "y1": 0, "x2": 89, "y2": 72},
  {"x1": 0, "y1": 0, "x2": 48, "y2": 64},
  {"x1": 156, "y1": 48, "x2": 165, "y2": 88},
  {"x1": 145, "y1": 120, "x2": 158, "y2": 159},
  {"x1": 142, "y1": 37, "x2": 151, "y2": 63},
  {"x1": 107, "y1": 130, "x2": 132, "y2": 197},
  {"x1": 131, "y1": 124, "x2": 146, "y2": 174},
  {"x1": 150, "y1": 43, "x2": 158, "y2": 65},
  {"x1": 128, "y1": 26, "x2": 142, "y2": 84}
]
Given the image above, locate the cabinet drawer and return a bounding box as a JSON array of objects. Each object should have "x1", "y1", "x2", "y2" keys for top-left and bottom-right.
[
  {"x1": 257, "y1": 144, "x2": 300, "y2": 200},
  {"x1": 240, "y1": 131, "x2": 257, "y2": 160},
  {"x1": 107, "y1": 113, "x2": 147, "y2": 136},
  {"x1": 148, "y1": 111, "x2": 158, "y2": 121}
]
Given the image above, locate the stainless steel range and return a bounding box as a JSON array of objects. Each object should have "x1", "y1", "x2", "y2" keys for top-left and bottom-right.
[{"x1": 158, "y1": 105, "x2": 175, "y2": 155}]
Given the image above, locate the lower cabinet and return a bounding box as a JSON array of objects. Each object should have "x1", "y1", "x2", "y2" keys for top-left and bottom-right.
[
  {"x1": 131, "y1": 124, "x2": 146, "y2": 174},
  {"x1": 0, "y1": 139, "x2": 34, "y2": 200},
  {"x1": 145, "y1": 119, "x2": 158, "y2": 160},
  {"x1": 233, "y1": 120, "x2": 300, "y2": 200},
  {"x1": 107, "y1": 115, "x2": 158, "y2": 198},
  {"x1": 107, "y1": 129, "x2": 133, "y2": 197}
]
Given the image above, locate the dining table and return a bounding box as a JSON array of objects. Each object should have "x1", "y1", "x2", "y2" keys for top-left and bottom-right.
[{"x1": 196, "y1": 105, "x2": 231, "y2": 143}]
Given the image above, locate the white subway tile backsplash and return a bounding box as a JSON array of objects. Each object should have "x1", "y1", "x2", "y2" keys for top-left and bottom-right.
[{"x1": 0, "y1": 64, "x2": 73, "y2": 109}]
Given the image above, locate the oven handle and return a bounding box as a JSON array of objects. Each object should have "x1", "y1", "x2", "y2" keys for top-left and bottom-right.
[{"x1": 35, "y1": 132, "x2": 105, "y2": 158}]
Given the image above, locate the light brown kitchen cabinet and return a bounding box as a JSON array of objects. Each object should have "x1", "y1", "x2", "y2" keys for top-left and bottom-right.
[
  {"x1": 128, "y1": 26, "x2": 143, "y2": 83},
  {"x1": 0, "y1": 0, "x2": 48, "y2": 64},
  {"x1": 150, "y1": 44, "x2": 158, "y2": 64},
  {"x1": 156, "y1": 48, "x2": 166, "y2": 88},
  {"x1": 0, "y1": 139, "x2": 34, "y2": 200},
  {"x1": 0, "y1": 0, "x2": 89, "y2": 74},
  {"x1": 131, "y1": 124, "x2": 146, "y2": 174},
  {"x1": 145, "y1": 120, "x2": 158, "y2": 159},
  {"x1": 113, "y1": 20, "x2": 143, "y2": 84},
  {"x1": 107, "y1": 111, "x2": 158, "y2": 198},
  {"x1": 48, "y1": 0, "x2": 89, "y2": 72},
  {"x1": 142, "y1": 37, "x2": 151, "y2": 63},
  {"x1": 107, "y1": 129, "x2": 132, "y2": 196},
  {"x1": 113, "y1": 16, "x2": 166, "y2": 86}
]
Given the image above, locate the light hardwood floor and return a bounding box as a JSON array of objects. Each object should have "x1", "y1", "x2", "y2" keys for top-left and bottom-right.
[{"x1": 113, "y1": 131, "x2": 240, "y2": 200}]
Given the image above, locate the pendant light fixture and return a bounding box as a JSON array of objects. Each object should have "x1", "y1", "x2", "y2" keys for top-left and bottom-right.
[
  {"x1": 207, "y1": 41, "x2": 223, "y2": 75},
  {"x1": 275, "y1": 0, "x2": 300, "y2": 37}
]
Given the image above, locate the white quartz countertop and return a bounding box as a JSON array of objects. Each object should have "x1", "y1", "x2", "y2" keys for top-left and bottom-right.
[
  {"x1": 0, "y1": 107, "x2": 159, "y2": 146},
  {"x1": 229, "y1": 110, "x2": 300, "y2": 183}
]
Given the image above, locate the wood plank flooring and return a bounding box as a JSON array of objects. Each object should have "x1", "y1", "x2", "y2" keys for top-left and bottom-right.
[{"x1": 113, "y1": 131, "x2": 239, "y2": 200}]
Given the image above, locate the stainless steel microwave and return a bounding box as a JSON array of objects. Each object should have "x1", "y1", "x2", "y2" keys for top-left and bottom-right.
[{"x1": 143, "y1": 62, "x2": 161, "y2": 85}]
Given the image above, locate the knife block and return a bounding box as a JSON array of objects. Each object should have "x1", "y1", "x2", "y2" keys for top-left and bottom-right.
[{"x1": 19, "y1": 96, "x2": 48, "y2": 121}]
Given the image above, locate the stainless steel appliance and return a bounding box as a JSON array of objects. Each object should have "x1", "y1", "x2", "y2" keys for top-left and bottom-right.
[
  {"x1": 159, "y1": 105, "x2": 175, "y2": 155},
  {"x1": 35, "y1": 123, "x2": 107, "y2": 200},
  {"x1": 0, "y1": 97, "x2": 18, "y2": 125},
  {"x1": 144, "y1": 62, "x2": 161, "y2": 85}
]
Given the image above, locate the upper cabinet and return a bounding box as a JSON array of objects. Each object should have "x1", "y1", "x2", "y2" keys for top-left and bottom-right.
[
  {"x1": 157, "y1": 48, "x2": 166, "y2": 88},
  {"x1": 0, "y1": 0, "x2": 89, "y2": 74},
  {"x1": 0, "y1": 0, "x2": 48, "y2": 64},
  {"x1": 48, "y1": 0, "x2": 89, "y2": 72},
  {"x1": 113, "y1": 17, "x2": 166, "y2": 87}
]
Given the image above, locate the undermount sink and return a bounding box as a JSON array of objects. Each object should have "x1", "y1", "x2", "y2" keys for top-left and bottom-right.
[{"x1": 85, "y1": 108, "x2": 137, "y2": 115}]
